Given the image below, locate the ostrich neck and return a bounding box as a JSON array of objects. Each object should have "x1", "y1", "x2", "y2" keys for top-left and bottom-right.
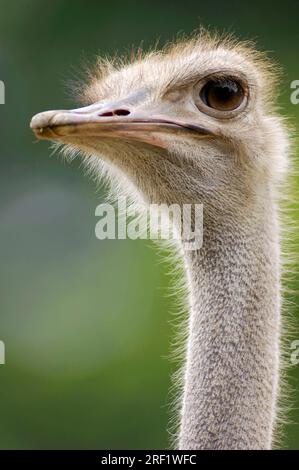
[{"x1": 178, "y1": 195, "x2": 281, "y2": 450}]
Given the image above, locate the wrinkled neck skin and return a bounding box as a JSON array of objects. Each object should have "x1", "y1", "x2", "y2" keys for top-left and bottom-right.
[{"x1": 178, "y1": 190, "x2": 281, "y2": 450}]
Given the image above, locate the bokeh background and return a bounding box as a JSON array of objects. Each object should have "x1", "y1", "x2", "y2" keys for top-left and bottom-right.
[{"x1": 0, "y1": 0, "x2": 298, "y2": 449}]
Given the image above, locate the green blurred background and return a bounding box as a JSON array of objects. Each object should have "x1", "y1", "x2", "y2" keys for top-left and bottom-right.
[{"x1": 0, "y1": 0, "x2": 298, "y2": 450}]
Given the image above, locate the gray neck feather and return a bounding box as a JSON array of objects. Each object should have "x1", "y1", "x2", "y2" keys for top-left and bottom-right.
[{"x1": 178, "y1": 197, "x2": 280, "y2": 450}]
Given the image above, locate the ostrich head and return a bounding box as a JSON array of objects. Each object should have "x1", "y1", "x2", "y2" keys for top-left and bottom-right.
[{"x1": 30, "y1": 33, "x2": 287, "y2": 215}]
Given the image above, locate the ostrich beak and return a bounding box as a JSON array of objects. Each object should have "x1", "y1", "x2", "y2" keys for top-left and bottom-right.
[{"x1": 30, "y1": 101, "x2": 212, "y2": 148}]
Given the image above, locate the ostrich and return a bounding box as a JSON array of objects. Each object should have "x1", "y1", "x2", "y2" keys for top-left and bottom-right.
[{"x1": 30, "y1": 32, "x2": 290, "y2": 450}]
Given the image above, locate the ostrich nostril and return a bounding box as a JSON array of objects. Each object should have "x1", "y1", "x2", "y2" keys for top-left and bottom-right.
[
  {"x1": 114, "y1": 109, "x2": 131, "y2": 116},
  {"x1": 99, "y1": 109, "x2": 131, "y2": 117},
  {"x1": 100, "y1": 111, "x2": 114, "y2": 117}
]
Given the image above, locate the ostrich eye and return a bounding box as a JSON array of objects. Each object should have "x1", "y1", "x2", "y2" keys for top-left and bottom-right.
[{"x1": 200, "y1": 78, "x2": 245, "y2": 111}]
